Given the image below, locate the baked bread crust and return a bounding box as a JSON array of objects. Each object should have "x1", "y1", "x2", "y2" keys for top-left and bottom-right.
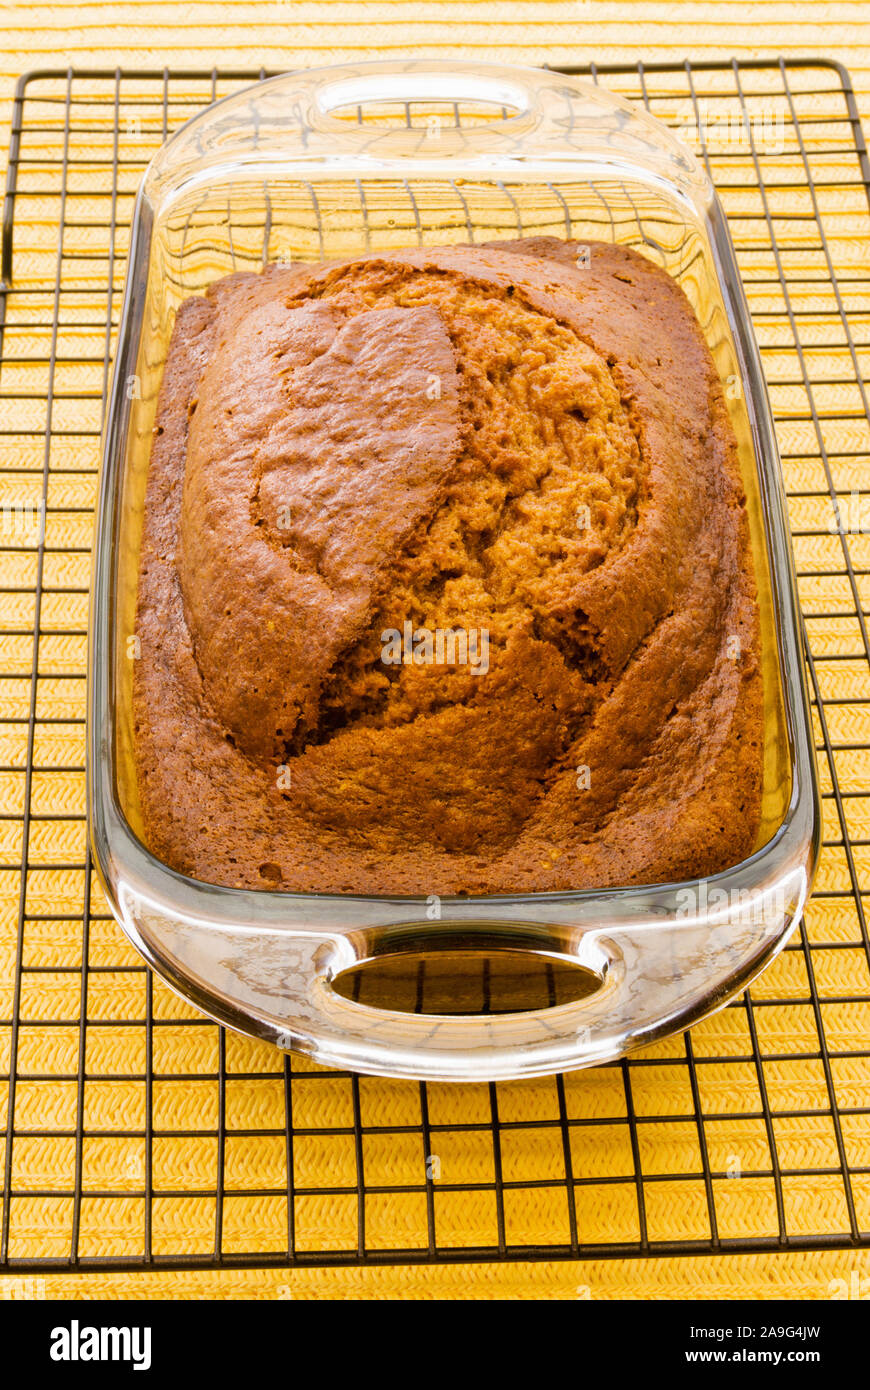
[{"x1": 133, "y1": 238, "x2": 763, "y2": 894}]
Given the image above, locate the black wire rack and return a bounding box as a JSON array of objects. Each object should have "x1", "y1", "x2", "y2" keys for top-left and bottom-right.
[{"x1": 1, "y1": 57, "x2": 870, "y2": 1273}]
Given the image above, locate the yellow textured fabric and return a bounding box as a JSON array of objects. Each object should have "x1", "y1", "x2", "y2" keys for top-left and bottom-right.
[
  {"x1": 1, "y1": 1251, "x2": 870, "y2": 1300},
  {"x1": 1, "y1": 5, "x2": 870, "y2": 1299}
]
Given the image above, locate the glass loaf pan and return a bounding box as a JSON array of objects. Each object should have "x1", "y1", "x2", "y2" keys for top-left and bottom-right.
[{"x1": 87, "y1": 60, "x2": 820, "y2": 1080}]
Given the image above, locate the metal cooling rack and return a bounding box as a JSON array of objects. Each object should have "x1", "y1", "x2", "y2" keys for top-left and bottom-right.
[{"x1": 1, "y1": 58, "x2": 870, "y2": 1271}]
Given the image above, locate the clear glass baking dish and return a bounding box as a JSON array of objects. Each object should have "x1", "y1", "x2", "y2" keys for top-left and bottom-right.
[{"x1": 87, "y1": 59, "x2": 820, "y2": 1080}]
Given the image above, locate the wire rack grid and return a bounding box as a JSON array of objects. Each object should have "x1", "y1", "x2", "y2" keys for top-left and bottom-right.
[{"x1": 0, "y1": 57, "x2": 869, "y2": 1272}]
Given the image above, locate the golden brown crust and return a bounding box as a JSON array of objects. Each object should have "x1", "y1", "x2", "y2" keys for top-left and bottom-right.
[{"x1": 133, "y1": 238, "x2": 763, "y2": 893}]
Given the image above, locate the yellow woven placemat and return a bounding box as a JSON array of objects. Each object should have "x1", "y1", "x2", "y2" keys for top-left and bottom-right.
[{"x1": 2, "y1": 13, "x2": 870, "y2": 1300}]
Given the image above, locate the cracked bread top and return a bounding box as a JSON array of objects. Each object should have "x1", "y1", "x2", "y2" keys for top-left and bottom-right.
[{"x1": 133, "y1": 237, "x2": 763, "y2": 894}]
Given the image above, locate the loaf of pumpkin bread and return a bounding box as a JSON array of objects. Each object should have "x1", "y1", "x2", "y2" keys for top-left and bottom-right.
[{"x1": 132, "y1": 237, "x2": 763, "y2": 894}]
